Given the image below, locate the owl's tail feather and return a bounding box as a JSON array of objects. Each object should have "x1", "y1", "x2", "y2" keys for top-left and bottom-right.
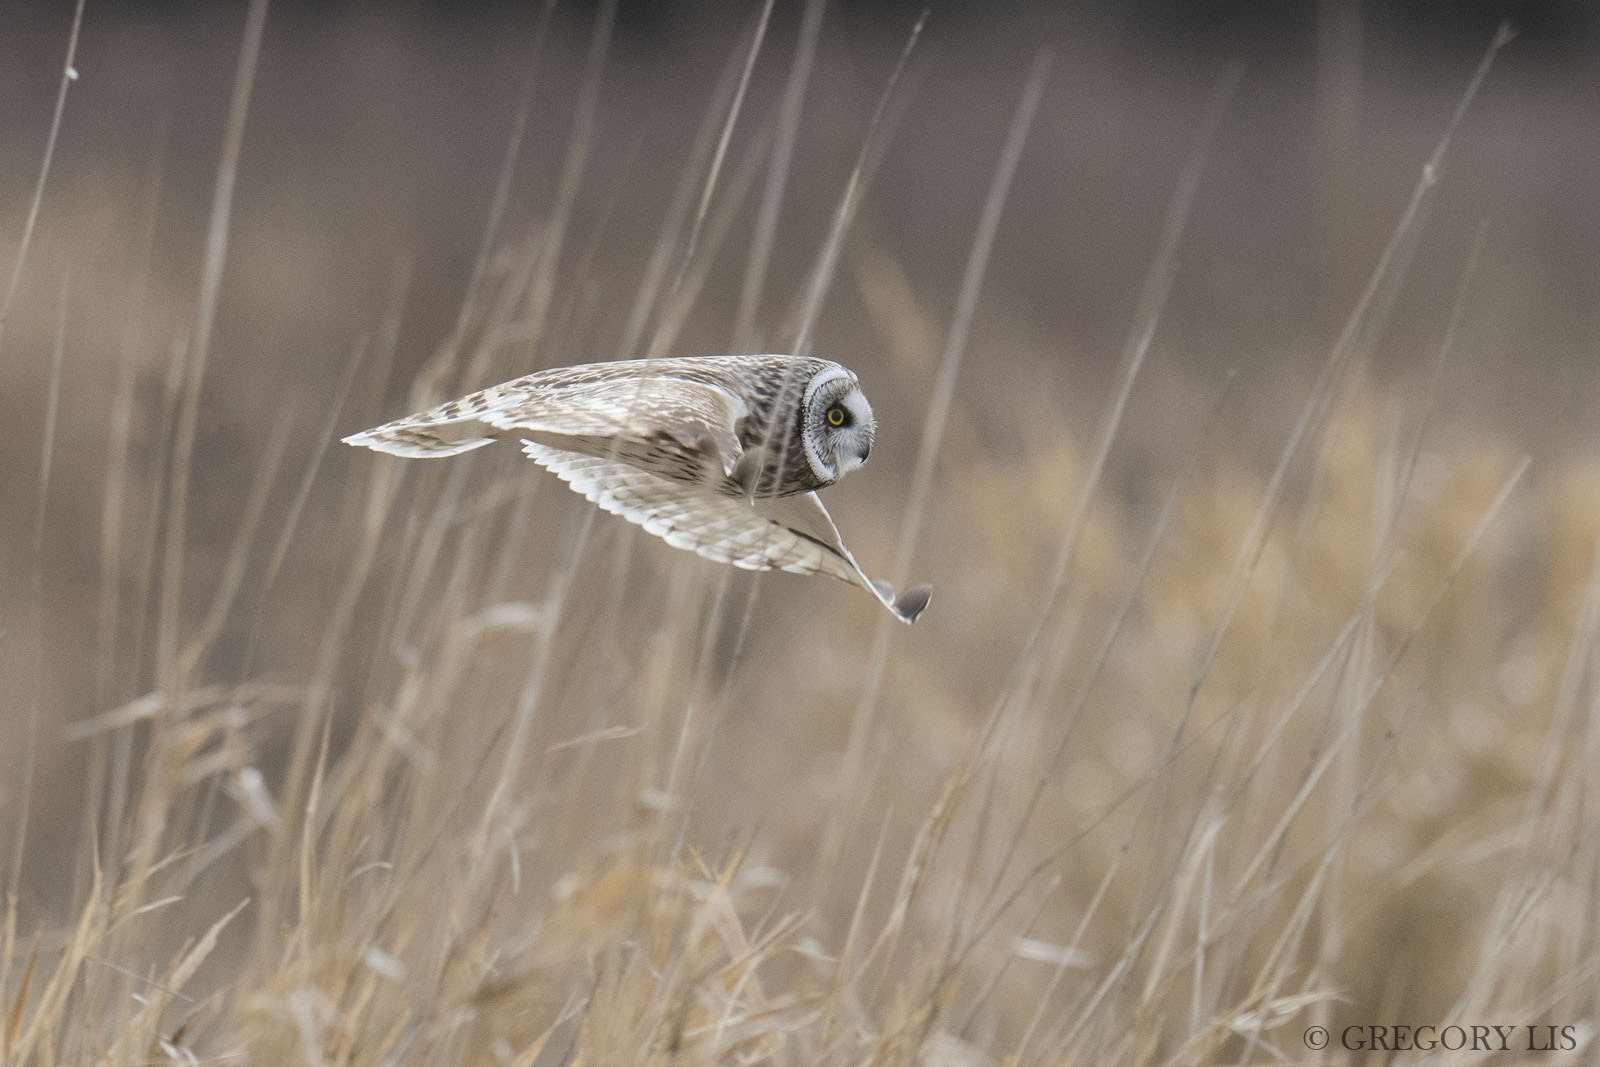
[{"x1": 341, "y1": 422, "x2": 499, "y2": 459}]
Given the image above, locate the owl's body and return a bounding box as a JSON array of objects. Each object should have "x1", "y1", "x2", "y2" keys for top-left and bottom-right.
[{"x1": 344, "y1": 354, "x2": 931, "y2": 623}]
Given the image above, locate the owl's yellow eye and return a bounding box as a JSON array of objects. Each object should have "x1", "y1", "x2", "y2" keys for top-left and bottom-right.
[{"x1": 826, "y1": 405, "x2": 847, "y2": 427}]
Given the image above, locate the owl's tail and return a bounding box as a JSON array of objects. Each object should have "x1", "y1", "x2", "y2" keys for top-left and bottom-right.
[{"x1": 341, "y1": 417, "x2": 499, "y2": 459}]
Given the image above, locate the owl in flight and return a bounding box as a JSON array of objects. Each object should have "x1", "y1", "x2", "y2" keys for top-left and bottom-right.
[{"x1": 343, "y1": 355, "x2": 932, "y2": 623}]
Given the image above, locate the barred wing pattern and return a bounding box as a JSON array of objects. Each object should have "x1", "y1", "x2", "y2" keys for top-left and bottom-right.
[
  {"x1": 343, "y1": 374, "x2": 748, "y2": 482},
  {"x1": 520, "y1": 441, "x2": 930, "y2": 623}
]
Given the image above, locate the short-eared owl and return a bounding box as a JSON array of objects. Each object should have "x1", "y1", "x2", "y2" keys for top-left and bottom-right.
[{"x1": 343, "y1": 355, "x2": 931, "y2": 623}]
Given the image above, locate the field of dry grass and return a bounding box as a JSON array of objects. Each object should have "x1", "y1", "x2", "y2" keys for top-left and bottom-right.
[{"x1": 0, "y1": 3, "x2": 1596, "y2": 1064}]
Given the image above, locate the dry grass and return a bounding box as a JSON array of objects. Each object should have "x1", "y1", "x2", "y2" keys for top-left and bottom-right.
[{"x1": 0, "y1": 6, "x2": 1595, "y2": 1065}]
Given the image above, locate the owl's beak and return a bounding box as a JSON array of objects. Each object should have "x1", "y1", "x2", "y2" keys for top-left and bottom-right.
[{"x1": 835, "y1": 436, "x2": 871, "y2": 478}]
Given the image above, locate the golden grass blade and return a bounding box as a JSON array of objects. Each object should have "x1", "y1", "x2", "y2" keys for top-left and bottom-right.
[{"x1": 4, "y1": 933, "x2": 38, "y2": 1058}]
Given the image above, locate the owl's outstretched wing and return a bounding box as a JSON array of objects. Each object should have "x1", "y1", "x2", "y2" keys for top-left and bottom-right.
[
  {"x1": 521, "y1": 441, "x2": 930, "y2": 624},
  {"x1": 342, "y1": 375, "x2": 748, "y2": 478}
]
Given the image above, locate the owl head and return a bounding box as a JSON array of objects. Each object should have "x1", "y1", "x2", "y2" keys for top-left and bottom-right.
[{"x1": 801, "y1": 366, "x2": 877, "y2": 483}]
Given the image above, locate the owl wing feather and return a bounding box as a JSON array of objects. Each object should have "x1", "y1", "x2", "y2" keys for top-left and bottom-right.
[
  {"x1": 520, "y1": 441, "x2": 928, "y2": 623},
  {"x1": 344, "y1": 375, "x2": 748, "y2": 477}
]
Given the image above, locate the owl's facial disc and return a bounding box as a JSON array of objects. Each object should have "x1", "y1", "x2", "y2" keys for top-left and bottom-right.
[{"x1": 804, "y1": 369, "x2": 877, "y2": 482}]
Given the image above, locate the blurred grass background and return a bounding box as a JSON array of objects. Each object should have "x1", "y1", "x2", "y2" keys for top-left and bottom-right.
[{"x1": 0, "y1": 1, "x2": 1597, "y2": 1062}]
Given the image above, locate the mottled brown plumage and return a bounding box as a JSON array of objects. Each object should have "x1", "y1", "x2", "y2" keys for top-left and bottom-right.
[{"x1": 343, "y1": 354, "x2": 931, "y2": 623}]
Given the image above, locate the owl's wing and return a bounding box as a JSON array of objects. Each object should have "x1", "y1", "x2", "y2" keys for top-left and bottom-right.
[
  {"x1": 522, "y1": 441, "x2": 930, "y2": 624},
  {"x1": 344, "y1": 375, "x2": 748, "y2": 477}
]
